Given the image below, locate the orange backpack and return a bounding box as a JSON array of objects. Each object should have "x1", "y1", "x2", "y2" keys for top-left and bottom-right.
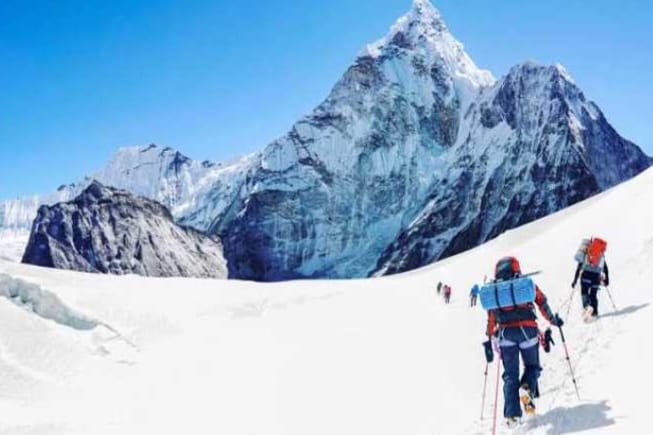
[{"x1": 586, "y1": 237, "x2": 607, "y2": 270}]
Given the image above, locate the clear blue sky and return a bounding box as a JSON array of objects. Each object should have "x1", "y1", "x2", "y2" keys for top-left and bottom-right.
[{"x1": 1, "y1": 0, "x2": 651, "y2": 199}]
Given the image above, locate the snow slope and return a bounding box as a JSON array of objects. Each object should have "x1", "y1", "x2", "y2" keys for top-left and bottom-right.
[{"x1": 1, "y1": 166, "x2": 652, "y2": 434}]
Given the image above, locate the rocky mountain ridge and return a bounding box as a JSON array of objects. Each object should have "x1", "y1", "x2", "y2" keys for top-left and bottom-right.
[{"x1": 22, "y1": 181, "x2": 227, "y2": 278}]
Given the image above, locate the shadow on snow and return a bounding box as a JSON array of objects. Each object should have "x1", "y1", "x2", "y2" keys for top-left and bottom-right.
[
  {"x1": 524, "y1": 400, "x2": 615, "y2": 434},
  {"x1": 599, "y1": 303, "x2": 650, "y2": 320}
]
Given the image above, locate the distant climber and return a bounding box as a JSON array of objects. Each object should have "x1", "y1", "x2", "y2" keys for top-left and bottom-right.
[
  {"x1": 572, "y1": 237, "x2": 609, "y2": 320},
  {"x1": 470, "y1": 284, "x2": 479, "y2": 307},
  {"x1": 437, "y1": 281, "x2": 443, "y2": 295},
  {"x1": 480, "y1": 256, "x2": 562, "y2": 428},
  {"x1": 443, "y1": 285, "x2": 452, "y2": 304}
]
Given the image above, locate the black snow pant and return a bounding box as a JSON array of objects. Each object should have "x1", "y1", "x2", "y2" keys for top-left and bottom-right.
[{"x1": 581, "y1": 271, "x2": 601, "y2": 317}]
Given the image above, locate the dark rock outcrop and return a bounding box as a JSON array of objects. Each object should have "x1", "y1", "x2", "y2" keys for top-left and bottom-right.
[{"x1": 22, "y1": 182, "x2": 227, "y2": 278}]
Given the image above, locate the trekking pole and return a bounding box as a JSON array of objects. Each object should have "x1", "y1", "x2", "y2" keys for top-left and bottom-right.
[
  {"x1": 561, "y1": 286, "x2": 576, "y2": 321},
  {"x1": 605, "y1": 286, "x2": 618, "y2": 311},
  {"x1": 491, "y1": 350, "x2": 502, "y2": 435},
  {"x1": 556, "y1": 323, "x2": 581, "y2": 400},
  {"x1": 480, "y1": 362, "x2": 489, "y2": 420}
]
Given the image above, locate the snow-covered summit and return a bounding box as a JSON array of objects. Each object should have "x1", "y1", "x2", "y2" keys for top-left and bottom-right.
[
  {"x1": 504, "y1": 61, "x2": 577, "y2": 88},
  {"x1": 93, "y1": 143, "x2": 219, "y2": 215},
  {"x1": 398, "y1": 0, "x2": 448, "y2": 34},
  {"x1": 365, "y1": 0, "x2": 494, "y2": 89}
]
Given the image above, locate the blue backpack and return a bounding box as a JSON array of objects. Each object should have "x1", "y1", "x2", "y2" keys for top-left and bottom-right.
[{"x1": 479, "y1": 277, "x2": 536, "y2": 311}]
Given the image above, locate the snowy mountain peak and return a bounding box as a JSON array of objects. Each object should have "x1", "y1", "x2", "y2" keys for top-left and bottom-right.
[
  {"x1": 91, "y1": 143, "x2": 216, "y2": 214},
  {"x1": 106, "y1": 143, "x2": 189, "y2": 171},
  {"x1": 0, "y1": 143, "x2": 224, "y2": 241},
  {"x1": 553, "y1": 63, "x2": 575, "y2": 84},
  {"x1": 407, "y1": 0, "x2": 446, "y2": 29},
  {"x1": 82, "y1": 179, "x2": 113, "y2": 198},
  {"x1": 508, "y1": 60, "x2": 575, "y2": 84},
  {"x1": 365, "y1": 0, "x2": 494, "y2": 89},
  {"x1": 411, "y1": 0, "x2": 445, "y2": 21},
  {"x1": 77, "y1": 180, "x2": 151, "y2": 211},
  {"x1": 215, "y1": 1, "x2": 648, "y2": 281},
  {"x1": 3, "y1": 1, "x2": 650, "y2": 282}
]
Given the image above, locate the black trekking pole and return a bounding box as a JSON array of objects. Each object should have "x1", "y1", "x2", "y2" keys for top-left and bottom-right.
[
  {"x1": 562, "y1": 285, "x2": 577, "y2": 321},
  {"x1": 604, "y1": 286, "x2": 618, "y2": 312},
  {"x1": 555, "y1": 316, "x2": 581, "y2": 400},
  {"x1": 480, "y1": 362, "x2": 489, "y2": 420}
]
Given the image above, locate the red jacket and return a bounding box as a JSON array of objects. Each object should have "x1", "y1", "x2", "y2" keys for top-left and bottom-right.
[{"x1": 486, "y1": 285, "x2": 555, "y2": 337}]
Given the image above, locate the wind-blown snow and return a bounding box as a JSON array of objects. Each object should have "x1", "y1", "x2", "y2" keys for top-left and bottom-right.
[{"x1": 1, "y1": 166, "x2": 652, "y2": 434}]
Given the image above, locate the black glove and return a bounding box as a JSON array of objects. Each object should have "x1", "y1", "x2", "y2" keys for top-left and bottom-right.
[
  {"x1": 604, "y1": 277, "x2": 610, "y2": 286},
  {"x1": 483, "y1": 340, "x2": 494, "y2": 363},
  {"x1": 542, "y1": 328, "x2": 555, "y2": 353},
  {"x1": 552, "y1": 313, "x2": 564, "y2": 327}
]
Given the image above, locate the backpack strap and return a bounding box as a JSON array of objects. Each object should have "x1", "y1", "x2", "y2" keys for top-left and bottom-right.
[
  {"x1": 494, "y1": 284, "x2": 502, "y2": 311},
  {"x1": 510, "y1": 281, "x2": 518, "y2": 308}
]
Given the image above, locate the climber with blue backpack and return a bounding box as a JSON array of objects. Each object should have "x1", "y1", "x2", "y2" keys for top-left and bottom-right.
[{"x1": 480, "y1": 256, "x2": 563, "y2": 428}]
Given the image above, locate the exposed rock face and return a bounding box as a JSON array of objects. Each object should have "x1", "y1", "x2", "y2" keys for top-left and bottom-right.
[
  {"x1": 22, "y1": 182, "x2": 227, "y2": 278},
  {"x1": 374, "y1": 61, "x2": 651, "y2": 275}
]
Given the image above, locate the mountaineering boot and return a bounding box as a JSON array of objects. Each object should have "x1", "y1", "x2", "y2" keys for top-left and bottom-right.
[
  {"x1": 519, "y1": 384, "x2": 536, "y2": 416},
  {"x1": 506, "y1": 417, "x2": 521, "y2": 428},
  {"x1": 583, "y1": 306, "x2": 594, "y2": 323}
]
